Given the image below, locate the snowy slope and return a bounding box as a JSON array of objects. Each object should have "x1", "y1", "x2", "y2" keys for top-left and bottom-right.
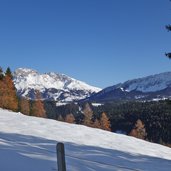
[
  {"x1": 0, "y1": 109, "x2": 171, "y2": 171},
  {"x1": 13, "y1": 68, "x2": 101, "y2": 102},
  {"x1": 118, "y1": 72, "x2": 171, "y2": 93}
]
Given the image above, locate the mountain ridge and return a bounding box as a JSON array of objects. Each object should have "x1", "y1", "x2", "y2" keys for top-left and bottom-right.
[
  {"x1": 13, "y1": 68, "x2": 101, "y2": 103},
  {"x1": 13, "y1": 68, "x2": 171, "y2": 103},
  {"x1": 87, "y1": 71, "x2": 171, "y2": 102}
]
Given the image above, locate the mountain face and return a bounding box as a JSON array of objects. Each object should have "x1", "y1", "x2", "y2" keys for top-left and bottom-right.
[
  {"x1": 88, "y1": 72, "x2": 171, "y2": 102},
  {"x1": 13, "y1": 68, "x2": 101, "y2": 103}
]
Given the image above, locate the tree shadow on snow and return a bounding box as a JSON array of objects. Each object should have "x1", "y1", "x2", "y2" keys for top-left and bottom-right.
[{"x1": 0, "y1": 132, "x2": 171, "y2": 171}]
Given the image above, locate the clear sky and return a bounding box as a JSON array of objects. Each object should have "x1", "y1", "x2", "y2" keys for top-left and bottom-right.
[{"x1": 0, "y1": 0, "x2": 171, "y2": 88}]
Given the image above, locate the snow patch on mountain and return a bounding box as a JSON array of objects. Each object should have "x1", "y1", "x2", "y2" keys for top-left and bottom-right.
[
  {"x1": 92, "y1": 103, "x2": 103, "y2": 106},
  {"x1": 118, "y1": 72, "x2": 171, "y2": 93},
  {"x1": 13, "y1": 68, "x2": 101, "y2": 102}
]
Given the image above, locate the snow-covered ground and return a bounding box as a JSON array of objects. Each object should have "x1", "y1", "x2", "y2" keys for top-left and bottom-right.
[{"x1": 0, "y1": 109, "x2": 171, "y2": 171}]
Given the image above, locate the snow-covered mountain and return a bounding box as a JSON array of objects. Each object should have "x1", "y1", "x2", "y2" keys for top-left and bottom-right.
[
  {"x1": 13, "y1": 68, "x2": 101, "y2": 103},
  {"x1": 88, "y1": 72, "x2": 171, "y2": 102},
  {"x1": 0, "y1": 109, "x2": 171, "y2": 171}
]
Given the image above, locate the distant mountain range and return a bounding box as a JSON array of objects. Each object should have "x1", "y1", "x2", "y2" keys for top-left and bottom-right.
[
  {"x1": 87, "y1": 72, "x2": 171, "y2": 102},
  {"x1": 13, "y1": 68, "x2": 101, "y2": 103},
  {"x1": 13, "y1": 68, "x2": 171, "y2": 103}
]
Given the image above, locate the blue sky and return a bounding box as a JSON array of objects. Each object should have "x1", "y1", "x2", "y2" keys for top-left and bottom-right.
[{"x1": 0, "y1": 0, "x2": 171, "y2": 88}]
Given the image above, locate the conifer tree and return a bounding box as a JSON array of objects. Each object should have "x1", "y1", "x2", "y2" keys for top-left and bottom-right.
[
  {"x1": 0, "y1": 67, "x2": 4, "y2": 80},
  {"x1": 0, "y1": 67, "x2": 4, "y2": 107},
  {"x1": 31, "y1": 90, "x2": 46, "y2": 118},
  {"x1": 2, "y1": 67, "x2": 18, "y2": 111},
  {"x1": 19, "y1": 97, "x2": 30, "y2": 115},
  {"x1": 0, "y1": 77, "x2": 5, "y2": 108},
  {"x1": 83, "y1": 103, "x2": 94, "y2": 127},
  {"x1": 65, "y1": 113, "x2": 75, "y2": 123},
  {"x1": 58, "y1": 115, "x2": 64, "y2": 122},
  {"x1": 93, "y1": 118, "x2": 101, "y2": 129},
  {"x1": 100, "y1": 112, "x2": 111, "y2": 131},
  {"x1": 129, "y1": 119, "x2": 147, "y2": 140},
  {"x1": 5, "y1": 67, "x2": 12, "y2": 78}
]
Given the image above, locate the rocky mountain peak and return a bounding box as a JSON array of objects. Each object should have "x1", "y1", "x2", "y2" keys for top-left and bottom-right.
[{"x1": 13, "y1": 68, "x2": 101, "y2": 103}]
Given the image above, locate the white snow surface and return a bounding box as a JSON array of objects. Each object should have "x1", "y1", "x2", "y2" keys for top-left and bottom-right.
[
  {"x1": 119, "y1": 72, "x2": 171, "y2": 93},
  {"x1": 13, "y1": 68, "x2": 101, "y2": 101},
  {"x1": 0, "y1": 109, "x2": 171, "y2": 171},
  {"x1": 92, "y1": 103, "x2": 103, "y2": 106}
]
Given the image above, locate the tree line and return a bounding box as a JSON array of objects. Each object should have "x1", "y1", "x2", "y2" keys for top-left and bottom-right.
[
  {"x1": 44, "y1": 102, "x2": 111, "y2": 131},
  {"x1": 52, "y1": 100, "x2": 171, "y2": 146}
]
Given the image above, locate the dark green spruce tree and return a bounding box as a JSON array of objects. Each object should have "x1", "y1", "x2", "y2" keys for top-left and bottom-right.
[
  {"x1": 5, "y1": 67, "x2": 13, "y2": 78},
  {"x1": 0, "y1": 67, "x2": 4, "y2": 80}
]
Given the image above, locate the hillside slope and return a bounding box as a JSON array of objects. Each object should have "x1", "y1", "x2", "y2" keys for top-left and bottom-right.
[{"x1": 0, "y1": 109, "x2": 171, "y2": 171}]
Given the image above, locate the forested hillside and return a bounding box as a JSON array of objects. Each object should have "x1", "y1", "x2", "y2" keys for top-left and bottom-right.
[{"x1": 51, "y1": 100, "x2": 171, "y2": 146}]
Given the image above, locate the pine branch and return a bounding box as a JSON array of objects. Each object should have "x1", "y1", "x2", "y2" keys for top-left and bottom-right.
[
  {"x1": 166, "y1": 25, "x2": 171, "y2": 31},
  {"x1": 165, "y1": 52, "x2": 171, "y2": 59}
]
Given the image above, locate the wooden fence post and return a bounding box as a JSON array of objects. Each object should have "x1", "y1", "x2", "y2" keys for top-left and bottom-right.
[{"x1": 56, "y1": 142, "x2": 66, "y2": 171}]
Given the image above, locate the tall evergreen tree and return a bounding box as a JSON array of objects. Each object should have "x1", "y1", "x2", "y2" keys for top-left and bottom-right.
[
  {"x1": 5, "y1": 67, "x2": 12, "y2": 78},
  {"x1": 1, "y1": 67, "x2": 18, "y2": 111}
]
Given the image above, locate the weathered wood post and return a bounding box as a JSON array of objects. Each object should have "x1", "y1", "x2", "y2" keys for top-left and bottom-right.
[{"x1": 56, "y1": 142, "x2": 66, "y2": 171}]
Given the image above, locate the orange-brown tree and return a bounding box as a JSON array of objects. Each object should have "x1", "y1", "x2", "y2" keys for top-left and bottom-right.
[
  {"x1": 31, "y1": 90, "x2": 46, "y2": 118},
  {"x1": 83, "y1": 103, "x2": 94, "y2": 127},
  {"x1": 93, "y1": 118, "x2": 101, "y2": 129},
  {"x1": 19, "y1": 97, "x2": 30, "y2": 115},
  {"x1": 0, "y1": 67, "x2": 18, "y2": 111},
  {"x1": 100, "y1": 112, "x2": 111, "y2": 131},
  {"x1": 0, "y1": 77, "x2": 5, "y2": 108},
  {"x1": 65, "y1": 113, "x2": 75, "y2": 123},
  {"x1": 129, "y1": 119, "x2": 147, "y2": 140}
]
